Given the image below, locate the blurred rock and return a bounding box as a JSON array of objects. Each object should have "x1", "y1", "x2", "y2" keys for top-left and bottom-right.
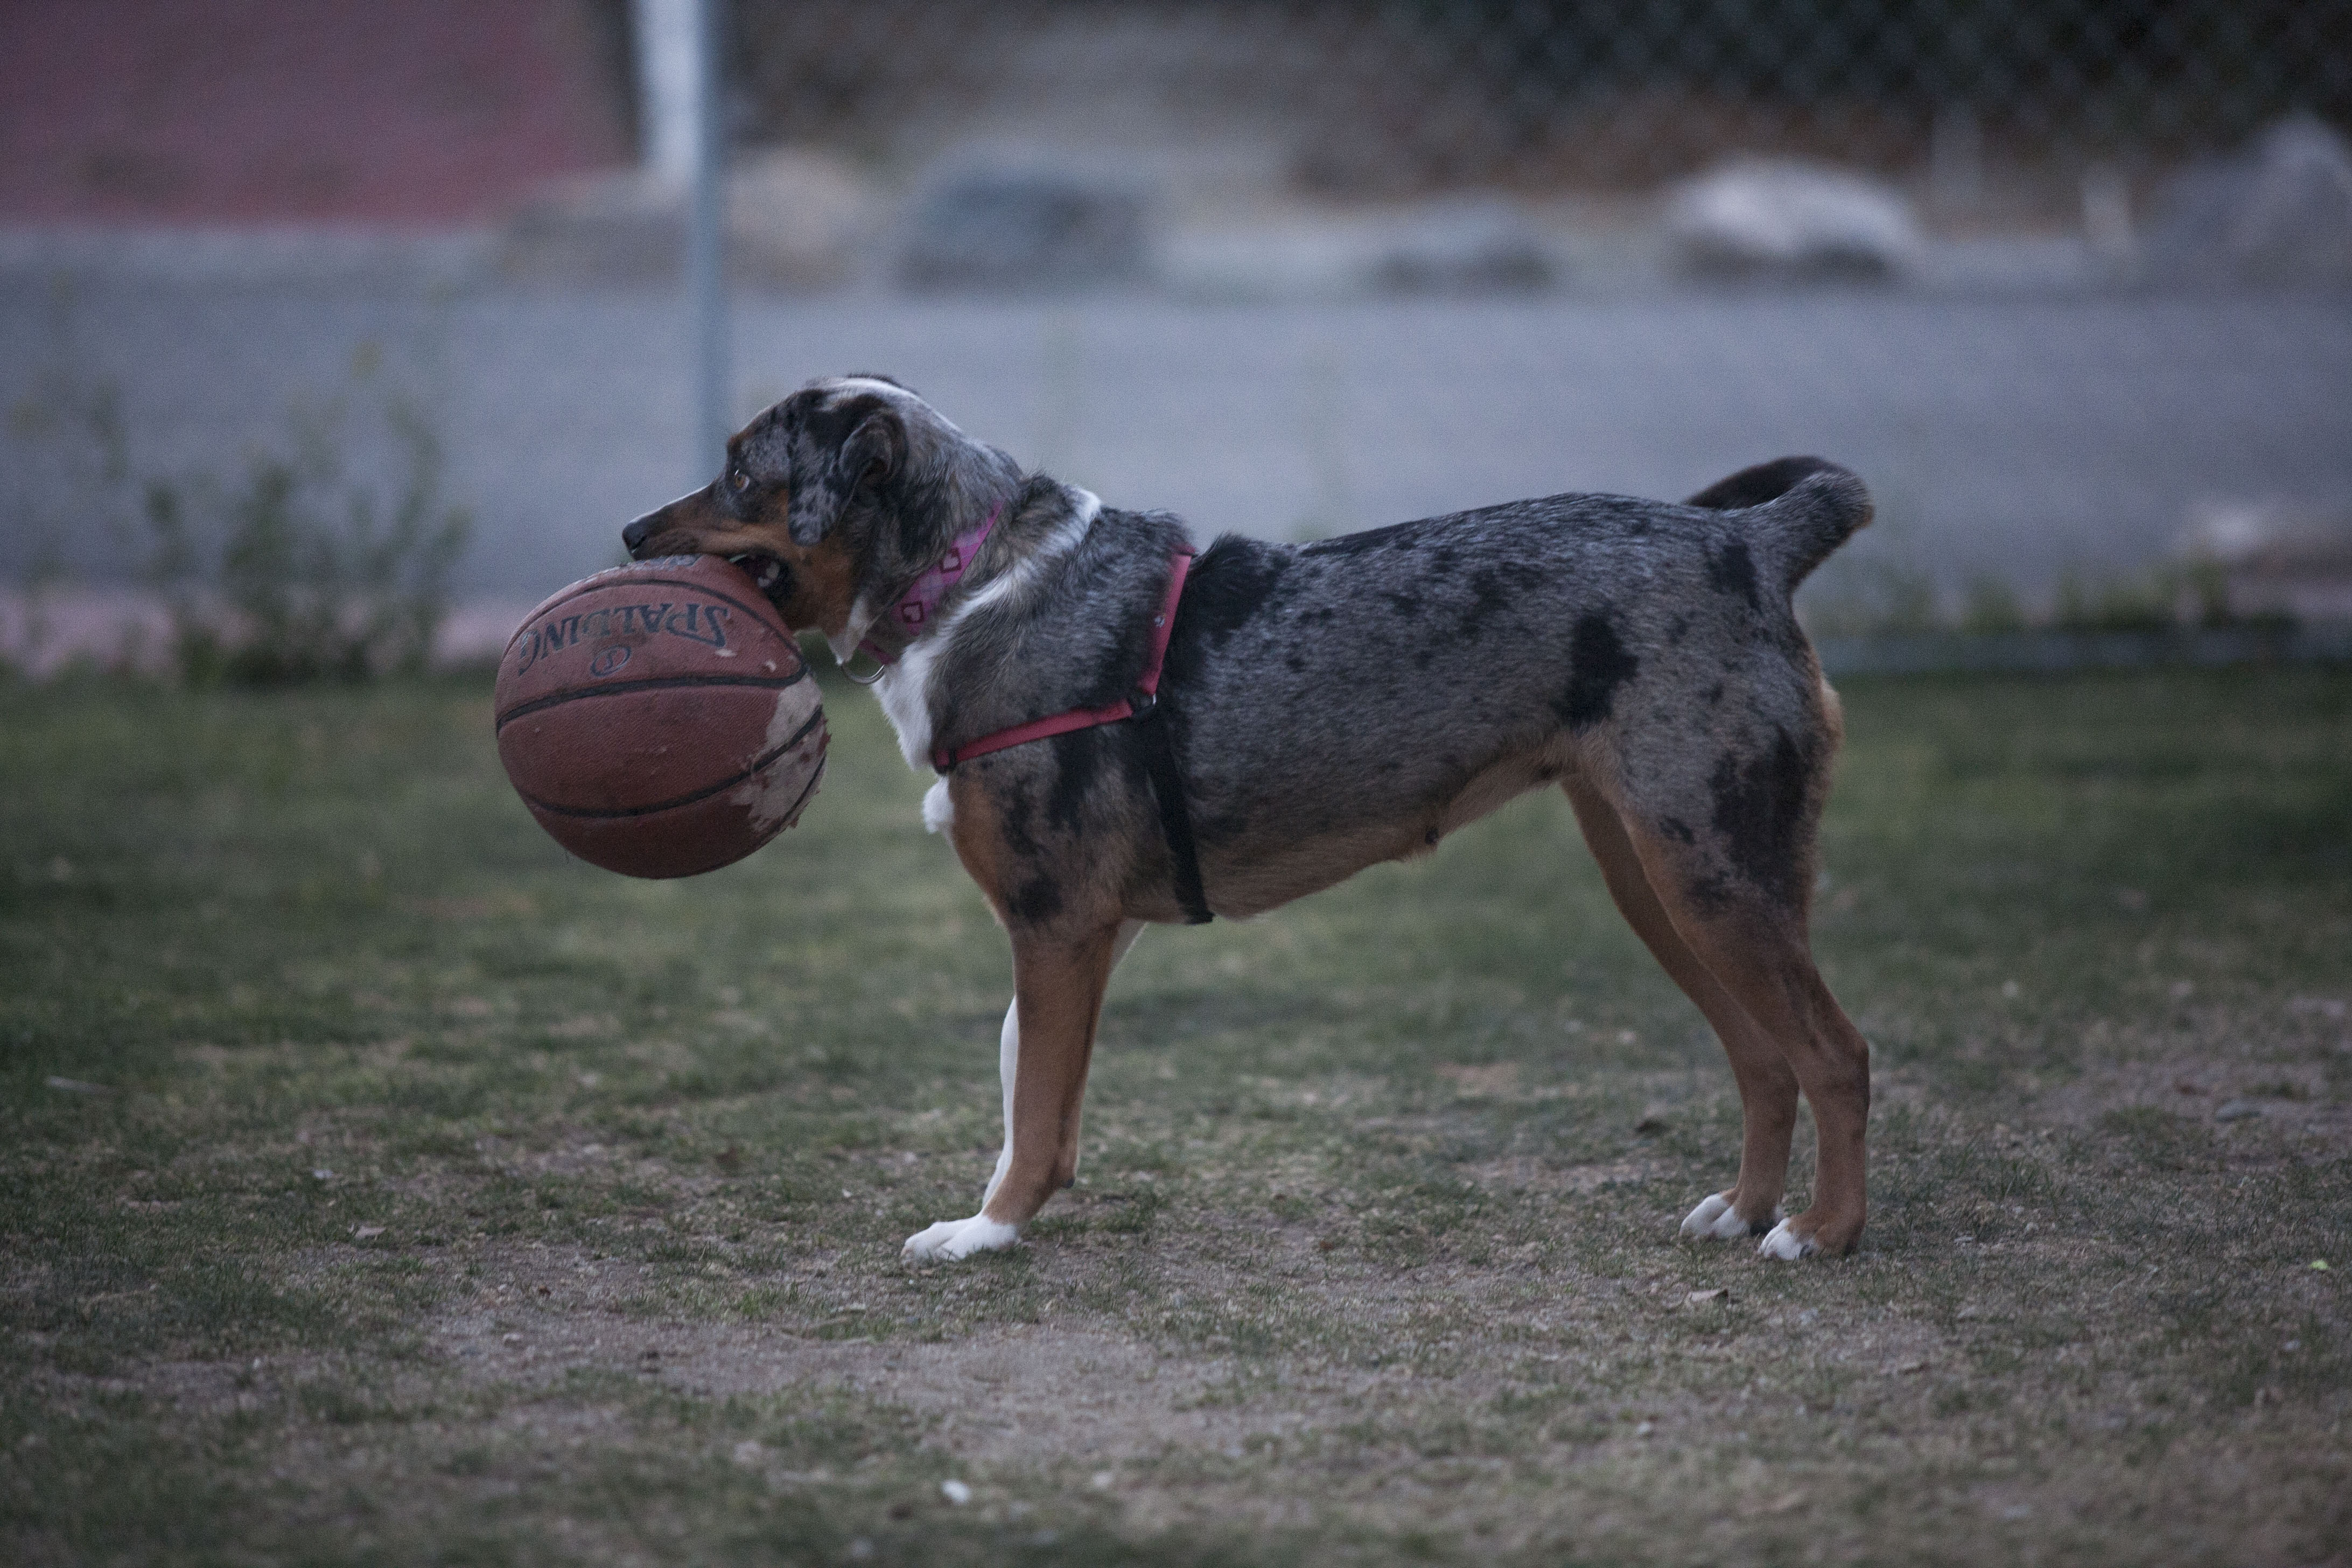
[
  {"x1": 501, "y1": 147, "x2": 882, "y2": 289},
  {"x1": 2144, "y1": 116, "x2": 2352, "y2": 287},
  {"x1": 1666, "y1": 159, "x2": 1924, "y2": 281},
  {"x1": 1362, "y1": 197, "x2": 1555, "y2": 292},
  {"x1": 897, "y1": 162, "x2": 1149, "y2": 290},
  {"x1": 730, "y1": 150, "x2": 888, "y2": 287},
  {"x1": 501, "y1": 171, "x2": 675, "y2": 283},
  {"x1": 1160, "y1": 197, "x2": 1556, "y2": 299},
  {"x1": 2176, "y1": 498, "x2": 2352, "y2": 621},
  {"x1": 0, "y1": 226, "x2": 494, "y2": 288}
]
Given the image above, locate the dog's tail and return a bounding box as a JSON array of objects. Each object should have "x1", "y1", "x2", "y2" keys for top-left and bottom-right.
[{"x1": 1685, "y1": 456, "x2": 1873, "y2": 594}]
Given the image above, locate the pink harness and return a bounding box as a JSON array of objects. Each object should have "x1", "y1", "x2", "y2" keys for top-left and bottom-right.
[
  {"x1": 859, "y1": 512, "x2": 1211, "y2": 922},
  {"x1": 930, "y1": 547, "x2": 1194, "y2": 772}
]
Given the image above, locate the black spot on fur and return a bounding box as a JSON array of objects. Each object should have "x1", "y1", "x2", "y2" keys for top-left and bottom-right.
[
  {"x1": 1413, "y1": 647, "x2": 1434, "y2": 670},
  {"x1": 1381, "y1": 590, "x2": 1423, "y2": 618},
  {"x1": 1008, "y1": 877, "x2": 1064, "y2": 925},
  {"x1": 1457, "y1": 562, "x2": 1542, "y2": 643},
  {"x1": 1705, "y1": 682, "x2": 1725, "y2": 706},
  {"x1": 1285, "y1": 653, "x2": 1307, "y2": 673},
  {"x1": 1685, "y1": 871, "x2": 1733, "y2": 913},
  {"x1": 1660, "y1": 816, "x2": 1695, "y2": 844},
  {"x1": 1706, "y1": 538, "x2": 1761, "y2": 608},
  {"x1": 1556, "y1": 614, "x2": 1640, "y2": 730},
  {"x1": 1708, "y1": 728, "x2": 1815, "y2": 907},
  {"x1": 1667, "y1": 614, "x2": 1690, "y2": 645},
  {"x1": 1045, "y1": 730, "x2": 1104, "y2": 836},
  {"x1": 1171, "y1": 537, "x2": 1289, "y2": 655},
  {"x1": 998, "y1": 791, "x2": 1041, "y2": 862}
]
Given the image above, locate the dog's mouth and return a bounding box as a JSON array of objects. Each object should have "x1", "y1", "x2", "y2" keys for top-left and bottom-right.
[{"x1": 728, "y1": 551, "x2": 790, "y2": 605}]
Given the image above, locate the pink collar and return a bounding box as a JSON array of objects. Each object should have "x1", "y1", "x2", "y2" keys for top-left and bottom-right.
[{"x1": 856, "y1": 505, "x2": 1003, "y2": 669}]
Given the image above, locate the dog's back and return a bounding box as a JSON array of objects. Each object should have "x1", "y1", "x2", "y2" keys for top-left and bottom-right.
[{"x1": 1159, "y1": 460, "x2": 1870, "y2": 917}]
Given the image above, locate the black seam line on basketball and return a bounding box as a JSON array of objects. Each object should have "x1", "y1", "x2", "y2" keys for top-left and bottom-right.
[
  {"x1": 494, "y1": 669, "x2": 809, "y2": 731},
  {"x1": 517, "y1": 709, "x2": 825, "y2": 820},
  {"x1": 500, "y1": 576, "x2": 786, "y2": 660},
  {"x1": 771, "y1": 751, "x2": 827, "y2": 827}
]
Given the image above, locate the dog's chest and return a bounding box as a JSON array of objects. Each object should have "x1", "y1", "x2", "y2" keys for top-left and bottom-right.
[{"x1": 874, "y1": 647, "x2": 940, "y2": 769}]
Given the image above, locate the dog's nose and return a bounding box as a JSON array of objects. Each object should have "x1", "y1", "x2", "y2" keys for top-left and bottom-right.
[{"x1": 621, "y1": 513, "x2": 657, "y2": 556}]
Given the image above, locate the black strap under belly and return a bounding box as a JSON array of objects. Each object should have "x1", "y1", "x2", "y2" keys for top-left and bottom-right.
[{"x1": 1130, "y1": 692, "x2": 1212, "y2": 925}]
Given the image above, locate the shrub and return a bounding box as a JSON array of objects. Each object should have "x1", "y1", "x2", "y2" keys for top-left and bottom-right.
[
  {"x1": 8, "y1": 307, "x2": 471, "y2": 686},
  {"x1": 142, "y1": 383, "x2": 471, "y2": 686}
]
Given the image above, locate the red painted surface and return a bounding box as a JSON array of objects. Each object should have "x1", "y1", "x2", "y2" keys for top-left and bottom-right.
[{"x1": 0, "y1": 0, "x2": 629, "y2": 223}]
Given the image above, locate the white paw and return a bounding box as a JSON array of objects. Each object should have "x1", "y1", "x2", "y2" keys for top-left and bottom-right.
[
  {"x1": 1681, "y1": 1192, "x2": 1779, "y2": 1241},
  {"x1": 902, "y1": 1213, "x2": 1019, "y2": 1262},
  {"x1": 1757, "y1": 1219, "x2": 1819, "y2": 1261}
]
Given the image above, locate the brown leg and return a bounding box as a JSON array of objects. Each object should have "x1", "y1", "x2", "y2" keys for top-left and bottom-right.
[
  {"x1": 1565, "y1": 781, "x2": 1800, "y2": 1236},
  {"x1": 907, "y1": 752, "x2": 1134, "y2": 1263},
  {"x1": 1613, "y1": 821, "x2": 1872, "y2": 1257},
  {"x1": 992, "y1": 921, "x2": 1129, "y2": 1216},
  {"x1": 902, "y1": 922, "x2": 1121, "y2": 1260}
]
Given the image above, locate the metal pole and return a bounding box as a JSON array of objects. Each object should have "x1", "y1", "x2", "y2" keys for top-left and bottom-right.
[{"x1": 685, "y1": 0, "x2": 729, "y2": 478}]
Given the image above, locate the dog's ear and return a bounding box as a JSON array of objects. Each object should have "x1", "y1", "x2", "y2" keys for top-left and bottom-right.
[{"x1": 787, "y1": 404, "x2": 905, "y2": 545}]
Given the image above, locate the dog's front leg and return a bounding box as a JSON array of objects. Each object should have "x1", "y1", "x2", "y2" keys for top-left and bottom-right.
[{"x1": 902, "y1": 920, "x2": 1138, "y2": 1261}]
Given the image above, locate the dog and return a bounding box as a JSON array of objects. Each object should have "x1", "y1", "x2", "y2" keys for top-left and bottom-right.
[{"x1": 623, "y1": 374, "x2": 1875, "y2": 1263}]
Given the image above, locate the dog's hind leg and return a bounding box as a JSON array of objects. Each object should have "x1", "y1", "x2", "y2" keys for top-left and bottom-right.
[
  {"x1": 1564, "y1": 780, "x2": 1798, "y2": 1239},
  {"x1": 1604, "y1": 804, "x2": 1871, "y2": 1258}
]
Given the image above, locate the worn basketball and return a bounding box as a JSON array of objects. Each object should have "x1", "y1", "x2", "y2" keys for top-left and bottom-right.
[{"x1": 494, "y1": 555, "x2": 827, "y2": 878}]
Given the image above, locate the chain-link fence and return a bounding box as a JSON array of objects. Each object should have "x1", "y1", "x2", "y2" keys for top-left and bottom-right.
[
  {"x1": 4, "y1": 1, "x2": 2351, "y2": 675},
  {"x1": 729, "y1": 1, "x2": 2352, "y2": 197}
]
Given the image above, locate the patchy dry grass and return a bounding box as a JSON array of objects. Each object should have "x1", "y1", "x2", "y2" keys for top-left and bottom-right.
[{"x1": 2, "y1": 666, "x2": 2348, "y2": 1566}]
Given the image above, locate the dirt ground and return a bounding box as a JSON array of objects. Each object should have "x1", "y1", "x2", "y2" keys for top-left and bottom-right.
[{"x1": 3, "y1": 669, "x2": 2349, "y2": 1564}]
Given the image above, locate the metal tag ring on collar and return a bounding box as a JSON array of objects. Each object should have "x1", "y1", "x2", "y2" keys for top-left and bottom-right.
[{"x1": 840, "y1": 647, "x2": 888, "y2": 685}]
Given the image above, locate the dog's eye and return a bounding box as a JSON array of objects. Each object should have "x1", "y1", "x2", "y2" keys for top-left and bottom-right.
[{"x1": 729, "y1": 469, "x2": 750, "y2": 492}]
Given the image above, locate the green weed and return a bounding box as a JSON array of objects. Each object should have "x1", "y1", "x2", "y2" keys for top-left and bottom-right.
[{"x1": 0, "y1": 667, "x2": 2347, "y2": 1564}]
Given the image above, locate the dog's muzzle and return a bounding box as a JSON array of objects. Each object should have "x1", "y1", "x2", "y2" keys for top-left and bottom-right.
[{"x1": 729, "y1": 553, "x2": 789, "y2": 599}]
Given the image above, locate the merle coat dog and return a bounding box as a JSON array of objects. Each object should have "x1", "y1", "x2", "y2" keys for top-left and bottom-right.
[{"x1": 624, "y1": 375, "x2": 1875, "y2": 1262}]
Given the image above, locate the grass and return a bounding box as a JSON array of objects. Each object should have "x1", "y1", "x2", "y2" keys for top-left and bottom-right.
[{"x1": 2, "y1": 663, "x2": 2348, "y2": 1566}]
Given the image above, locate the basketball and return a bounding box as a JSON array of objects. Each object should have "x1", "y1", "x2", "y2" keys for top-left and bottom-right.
[{"x1": 494, "y1": 555, "x2": 827, "y2": 878}]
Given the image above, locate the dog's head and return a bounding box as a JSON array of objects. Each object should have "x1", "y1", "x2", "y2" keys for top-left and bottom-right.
[{"x1": 620, "y1": 375, "x2": 1017, "y2": 647}]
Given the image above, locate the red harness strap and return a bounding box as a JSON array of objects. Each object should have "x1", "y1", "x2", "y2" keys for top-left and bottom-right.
[
  {"x1": 930, "y1": 545, "x2": 1213, "y2": 924},
  {"x1": 929, "y1": 547, "x2": 1194, "y2": 772}
]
